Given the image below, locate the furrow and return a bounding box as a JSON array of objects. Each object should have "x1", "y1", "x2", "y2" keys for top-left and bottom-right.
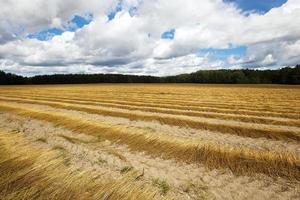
[
  {"x1": 0, "y1": 98, "x2": 299, "y2": 142},
  {"x1": 3, "y1": 87, "x2": 299, "y2": 110},
  {"x1": 3, "y1": 113, "x2": 300, "y2": 200},
  {"x1": 2, "y1": 102, "x2": 300, "y2": 156},
  {"x1": 2, "y1": 92, "x2": 299, "y2": 117},
  {"x1": 0, "y1": 103, "x2": 299, "y2": 180},
  {"x1": 0, "y1": 130, "x2": 161, "y2": 200},
  {"x1": 1, "y1": 94, "x2": 300, "y2": 128}
]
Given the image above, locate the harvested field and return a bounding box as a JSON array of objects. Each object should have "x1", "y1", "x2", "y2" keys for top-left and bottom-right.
[{"x1": 0, "y1": 84, "x2": 300, "y2": 199}]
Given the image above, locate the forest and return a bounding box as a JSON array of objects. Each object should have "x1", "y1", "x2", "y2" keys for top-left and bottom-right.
[{"x1": 0, "y1": 65, "x2": 299, "y2": 85}]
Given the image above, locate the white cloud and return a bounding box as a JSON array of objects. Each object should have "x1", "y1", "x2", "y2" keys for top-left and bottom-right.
[
  {"x1": 0, "y1": 0, "x2": 117, "y2": 43},
  {"x1": 0, "y1": 0, "x2": 300, "y2": 76},
  {"x1": 51, "y1": 17, "x2": 62, "y2": 28}
]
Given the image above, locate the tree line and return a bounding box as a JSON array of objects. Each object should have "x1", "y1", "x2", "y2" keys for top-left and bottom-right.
[{"x1": 1, "y1": 65, "x2": 299, "y2": 85}]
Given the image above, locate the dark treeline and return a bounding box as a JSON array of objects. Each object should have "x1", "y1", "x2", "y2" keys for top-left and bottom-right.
[
  {"x1": 31, "y1": 74, "x2": 160, "y2": 84},
  {"x1": 165, "y1": 65, "x2": 300, "y2": 84},
  {"x1": 0, "y1": 71, "x2": 28, "y2": 85},
  {"x1": 1, "y1": 65, "x2": 299, "y2": 85}
]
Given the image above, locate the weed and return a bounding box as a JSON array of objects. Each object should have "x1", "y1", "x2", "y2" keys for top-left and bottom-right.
[
  {"x1": 36, "y1": 137, "x2": 47, "y2": 143},
  {"x1": 152, "y1": 178, "x2": 170, "y2": 196},
  {"x1": 120, "y1": 166, "x2": 134, "y2": 174}
]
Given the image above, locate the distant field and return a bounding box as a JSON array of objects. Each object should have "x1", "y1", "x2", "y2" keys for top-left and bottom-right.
[{"x1": 0, "y1": 84, "x2": 300, "y2": 199}]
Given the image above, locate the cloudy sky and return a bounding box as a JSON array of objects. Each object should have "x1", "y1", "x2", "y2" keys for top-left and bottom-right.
[{"x1": 0, "y1": 0, "x2": 299, "y2": 76}]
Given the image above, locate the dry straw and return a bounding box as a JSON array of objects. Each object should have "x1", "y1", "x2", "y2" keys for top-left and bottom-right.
[{"x1": 0, "y1": 103, "x2": 299, "y2": 180}]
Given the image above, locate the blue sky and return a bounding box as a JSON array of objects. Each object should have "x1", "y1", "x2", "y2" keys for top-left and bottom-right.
[
  {"x1": 27, "y1": 28, "x2": 64, "y2": 41},
  {"x1": 161, "y1": 29, "x2": 176, "y2": 40},
  {"x1": 199, "y1": 46, "x2": 247, "y2": 61},
  {"x1": 28, "y1": 15, "x2": 92, "y2": 41},
  {"x1": 107, "y1": 2, "x2": 138, "y2": 20},
  {"x1": 107, "y1": 2, "x2": 123, "y2": 21},
  {"x1": 224, "y1": 0, "x2": 288, "y2": 13}
]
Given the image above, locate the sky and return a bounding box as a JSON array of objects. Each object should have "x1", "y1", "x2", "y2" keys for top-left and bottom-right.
[{"x1": 0, "y1": 0, "x2": 299, "y2": 76}]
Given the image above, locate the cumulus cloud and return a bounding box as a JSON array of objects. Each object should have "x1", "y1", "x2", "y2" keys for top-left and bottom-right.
[
  {"x1": 0, "y1": 0, "x2": 116, "y2": 43},
  {"x1": 0, "y1": 0, "x2": 300, "y2": 76}
]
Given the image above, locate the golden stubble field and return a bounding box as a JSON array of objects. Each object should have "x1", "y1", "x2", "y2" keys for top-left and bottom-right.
[{"x1": 0, "y1": 84, "x2": 299, "y2": 199}]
